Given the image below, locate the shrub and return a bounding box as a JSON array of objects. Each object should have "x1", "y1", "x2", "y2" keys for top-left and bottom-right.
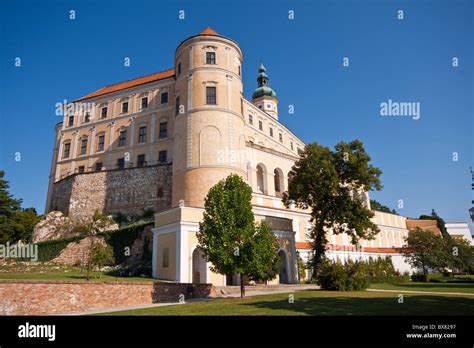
[
  {"x1": 90, "y1": 243, "x2": 115, "y2": 271},
  {"x1": 317, "y1": 259, "x2": 369, "y2": 291}
]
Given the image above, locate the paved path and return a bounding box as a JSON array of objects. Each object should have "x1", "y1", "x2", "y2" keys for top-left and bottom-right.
[
  {"x1": 367, "y1": 288, "x2": 474, "y2": 296},
  {"x1": 61, "y1": 284, "x2": 320, "y2": 315}
]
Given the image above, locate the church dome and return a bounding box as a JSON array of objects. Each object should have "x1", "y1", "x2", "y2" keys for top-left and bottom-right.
[{"x1": 252, "y1": 63, "x2": 277, "y2": 99}]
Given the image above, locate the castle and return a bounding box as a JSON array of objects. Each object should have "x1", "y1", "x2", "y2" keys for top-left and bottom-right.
[{"x1": 46, "y1": 28, "x2": 449, "y2": 284}]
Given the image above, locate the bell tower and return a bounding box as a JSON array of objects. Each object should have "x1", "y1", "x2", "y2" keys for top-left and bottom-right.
[{"x1": 251, "y1": 63, "x2": 278, "y2": 119}]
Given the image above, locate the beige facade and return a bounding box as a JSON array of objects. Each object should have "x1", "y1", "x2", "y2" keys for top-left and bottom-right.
[{"x1": 47, "y1": 27, "x2": 446, "y2": 285}]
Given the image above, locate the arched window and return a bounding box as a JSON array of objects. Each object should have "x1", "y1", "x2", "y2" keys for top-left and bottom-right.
[
  {"x1": 274, "y1": 168, "x2": 284, "y2": 197},
  {"x1": 256, "y1": 164, "x2": 267, "y2": 194}
]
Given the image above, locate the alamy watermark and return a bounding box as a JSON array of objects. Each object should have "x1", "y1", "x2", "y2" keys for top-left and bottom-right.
[
  {"x1": 380, "y1": 99, "x2": 421, "y2": 120},
  {"x1": 0, "y1": 242, "x2": 38, "y2": 262}
]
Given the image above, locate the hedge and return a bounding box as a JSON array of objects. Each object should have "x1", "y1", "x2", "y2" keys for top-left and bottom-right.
[
  {"x1": 35, "y1": 235, "x2": 83, "y2": 262},
  {"x1": 367, "y1": 274, "x2": 410, "y2": 284}
]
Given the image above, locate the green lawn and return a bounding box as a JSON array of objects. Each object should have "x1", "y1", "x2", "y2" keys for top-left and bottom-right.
[
  {"x1": 0, "y1": 262, "x2": 155, "y2": 283},
  {"x1": 98, "y1": 289, "x2": 474, "y2": 316},
  {"x1": 369, "y1": 282, "x2": 474, "y2": 294}
]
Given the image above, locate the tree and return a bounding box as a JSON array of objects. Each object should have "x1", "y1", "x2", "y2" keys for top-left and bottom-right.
[
  {"x1": 197, "y1": 174, "x2": 280, "y2": 298},
  {"x1": 83, "y1": 210, "x2": 114, "y2": 280},
  {"x1": 90, "y1": 243, "x2": 115, "y2": 276},
  {"x1": 0, "y1": 170, "x2": 41, "y2": 243},
  {"x1": 446, "y1": 238, "x2": 474, "y2": 274},
  {"x1": 370, "y1": 199, "x2": 398, "y2": 215},
  {"x1": 283, "y1": 140, "x2": 382, "y2": 277},
  {"x1": 401, "y1": 227, "x2": 448, "y2": 278}
]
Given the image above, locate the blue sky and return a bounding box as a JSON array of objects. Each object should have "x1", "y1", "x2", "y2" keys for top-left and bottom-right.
[{"x1": 1, "y1": 0, "x2": 472, "y2": 231}]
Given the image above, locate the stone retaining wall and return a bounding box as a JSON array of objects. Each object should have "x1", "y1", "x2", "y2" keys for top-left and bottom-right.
[
  {"x1": 49, "y1": 164, "x2": 172, "y2": 221},
  {"x1": 0, "y1": 280, "x2": 215, "y2": 315}
]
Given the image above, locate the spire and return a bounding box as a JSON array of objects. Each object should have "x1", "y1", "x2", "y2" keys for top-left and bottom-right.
[
  {"x1": 198, "y1": 27, "x2": 220, "y2": 36},
  {"x1": 252, "y1": 63, "x2": 277, "y2": 99}
]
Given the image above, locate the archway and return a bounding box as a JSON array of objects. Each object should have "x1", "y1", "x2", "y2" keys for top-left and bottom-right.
[
  {"x1": 256, "y1": 163, "x2": 267, "y2": 194},
  {"x1": 274, "y1": 167, "x2": 284, "y2": 197},
  {"x1": 278, "y1": 249, "x2": 290, "y2": 284},
  {"x1": 192, "y1": 248, "x2": 207, "y2": 284}
]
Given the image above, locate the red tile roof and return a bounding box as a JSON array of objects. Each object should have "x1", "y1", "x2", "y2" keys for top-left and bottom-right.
[
  {"x1": 198, "y1": 27, "x2": 220, "y2": 35},
  {"x1": 76, "y1": 69, "x2": 175, "y2": 101}
]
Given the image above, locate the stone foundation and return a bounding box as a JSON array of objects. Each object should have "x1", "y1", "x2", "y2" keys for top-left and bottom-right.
[
  {"x1": 0, "y1": 280, "x2": 215, "y2": 315},
  {"x1": 48, "y1": 164, "x2": 172, "y2": 221}
]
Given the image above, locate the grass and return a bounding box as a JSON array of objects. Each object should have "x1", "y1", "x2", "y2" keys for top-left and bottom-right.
[
  {"x1": 369, "y1": 282, "x2": 474, "y2": 294},
  {"x1": 98, "y1": 289, "x2": 474, "y2": 316},
  {"x1": 0, "y1": 261, "x2": 155, "y2": 283}
]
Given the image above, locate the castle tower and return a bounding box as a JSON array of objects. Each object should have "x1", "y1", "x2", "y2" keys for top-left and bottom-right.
[
  {"x1": 171, "y1": 27, "x2": 247, "y2": 207},
  {"x1": 251, "y1": 63, "x2": 279, "y2": 119}
]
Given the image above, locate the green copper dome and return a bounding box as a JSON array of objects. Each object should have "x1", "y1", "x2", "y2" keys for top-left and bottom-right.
[{"x1": 252, "y1": 63, "x2": 277, "y2": 99}]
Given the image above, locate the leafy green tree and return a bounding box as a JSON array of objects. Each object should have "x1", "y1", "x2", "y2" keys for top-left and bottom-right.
[
  {"x1": 419, "y1": 209, "x2": 450, "y2": 239},
  {"x1": 401, "y1": 228, "x2": 449, "y2": 278},
  {"x1": 0, "y1": 170, "x2": 41, "y2": 243},
  {"x1": 297, "y1": 255, "x2": 306, "y2": 282},
  {"x1": 370, "y1": 199, "x2": 398, "y2": 215},
  {"x1": 90, "y1": 243, "x2": 115, "y2": 276},
  {"x1": 197, "y1": 174, "x2": 280, "y2": 298},
  {"x1": 283, "y1": 140, "x2": 382, "y2": 277},
  {"x1": 446, "y1": 238, "x2": 474, "y2": 274}
]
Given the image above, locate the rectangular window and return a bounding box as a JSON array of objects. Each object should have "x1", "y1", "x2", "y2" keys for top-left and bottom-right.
[
  {"x1": 249, "y1": 114, "x2": 253, "y2": 125},
  {"x1": 291, "y1": 142, "x2": 294, "y2": 150},
  {"x1": 63, "y1": 142, "x2": 70, "y2": 159},
  {"x1": 161, "y1": 92, "x2": 168, "y2": 104},
  {"x1": 159, "y1": 122, "x2": 167, "y2": 139},
  {"x1": 101, "y1": 107, "x2": 107, "y2": 119},
  {"x1": 158, "y1": 150, "x2": 167, "y2": 163},
  {"x1": 141, "y1": 97, "x2": 148, "y2": 109},
  {"x1": 259, "y1": 120, "x2": 263, "y2": 131},
  {"x1": 162, "y1": 248, "x2": 169, "y2": 268},
  {"x1": 138, "y1": 126, "x2": 147, "y2": 143},
  {"x1": 97, "y1": 135, "x2": 105, "y2": 152},
  {"x1": 68, "y1": 116, "x2": 74, "y2": 127},
  {"x1": 157, "y1": 187, "x2": 163, "y2": 198},
  {"x1": 137, "y1": 154, "x2": 146, "y2": 167},
  {"x1": 238, "y1": 65, "x2": 241, "y2": 76},
  {"x1": 117, "y1": 158, "x2": 125, "y2": 170},
  {"x1": 78, "y1": 166, "x2": 85, "y2": 174},
  {"x1": 118, "y1": 130, "x2": 126, "y2": 147},
  {"x1": 206, "y1": 86, "x2": 216, "y2": 105},
  {"x1": 279, "y1": 133, "x2": 283, "y2": 142},
  {"x1": 80, "y1": 138, "x2": 87, "y2": 155},
  {"x1": 84, "y1": 112, "x2": 90, "y2": 123},
  {"x1": 206, "y1": 52, "x2": 216, "y2": 64},
  {"x1": 95, "y1": 162, "x2": 103, "y2": 171},
  {"x1": 177, "y1": 62, "x2": 182, "y2": 76},
  {"x1": 122, "y1": 102, "x2": 129, "y2": 113},
  {"x1": 175, "y1": 96, "x2": 180, "y2": 115},
  {"x1": 269, "y1": 127, "x2": 274, "y2": 137}
]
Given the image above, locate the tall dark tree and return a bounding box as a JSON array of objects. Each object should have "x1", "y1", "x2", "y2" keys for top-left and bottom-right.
[
  {"x1": 370, "y1": 199, "x2": 398, "y2": 215},
  {"x1": 283, "y1": 140, "x2": 382, "y2": 276}
]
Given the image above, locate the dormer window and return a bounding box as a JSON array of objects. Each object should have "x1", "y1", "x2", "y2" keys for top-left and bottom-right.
[{"x1": 206, "y1": 52, "x2": 216, "y2": 64}]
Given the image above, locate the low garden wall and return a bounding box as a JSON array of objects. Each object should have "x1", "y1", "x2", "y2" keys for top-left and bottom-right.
[{"x1": 0, "y1": 280, "x2": 215, "y2": 315}]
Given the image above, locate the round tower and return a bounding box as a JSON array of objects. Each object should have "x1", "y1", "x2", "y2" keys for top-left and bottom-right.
[
  {"x1": 171, "y1": 27, "x2": 247, "y2": 207},
  {"x1": 251, "y1": 63, "x2": 279, "y2": 119}
]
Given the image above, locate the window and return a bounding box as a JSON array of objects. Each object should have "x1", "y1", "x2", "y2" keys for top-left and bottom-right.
[
  {"x1": 78, "y1": 166, "x2": 85, "y2": 174},
  {"x1": 238, "y1": 65, "x2": 241, "y2": 76},
  {"x1": 117, "y1": 158, "x2": 125, "y2": 170},
  {"x1": 118, "y1": 130, "x2": 126, "y2": 147},
  {"x1": 63, "y1": 142, "x2": 70, "y2": 159},
  {"x1": 97, "y1": 135, "x2": 105, "y2": 152},
  {"x1": 141, "y1": 97, "x2": 148, "y2": 109},
  {"x1": 249, "y1": 114, "x2": 253, "y2": 125},
  {"x1": 68, "y1": 116, "x2": 74, "y2": 127},
  {"x1": 269, "y1": 127, "x2": 274, "y2": 137},
  {"x1": 175, "y1": 96, "x2": 180, "y2": 115},
  {"x1": 291, "y1": 142, "x2": 294, "y2": 150},
  {"x1": 84, "y1": 112, "x2": 90, "y2": 123},
  {"x1": 137, "y1": 154, "x2": 146, "y2": 167},
  {"x1": 177, "y1": 62, "x2": 182, "y2": 76},
  {"x1": 95, "y1": 162, "x2": 103, "y2": 171},
  {"x1": 162, "y1": 248, "x2": 169, "y2": 268},
  {"x1": 158, "y1": 150, "x2": 167, "y2": 163},
  {"x1": 206, "y1": 86, "x2": 216, "y2": 105},
  {"x1": 279, "y1": 133, "x2": 283, "y2": 142},
  {"x1": 159, "y1": 122, "x2": 167, "y2": 139},
  {"x1": 259, "y1": 120, "x2": 263, "y2": 131},
  {"x1": 157, "y1": 187, "x2": 163, "y2": 198},
  {"x1": 138, "y1": 126, "x2": 147, "y2": 143},
  {"x1": 122, "y1": 102, "x2": 129, "y2": 113},
  {"x1": 80, "y1": 137, "x2": 87, "y2": 155},
  {"x1": 161, "y1": 92, "x2": 168, "y2": 104},
  {"x1": 101, "y1": 107, "x2": 107, "y2": 119},
  {"x1": 206, "y1": 52, "x2": 216, "y2": 64}
]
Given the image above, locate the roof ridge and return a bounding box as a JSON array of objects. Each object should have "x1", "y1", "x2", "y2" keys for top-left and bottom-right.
[{"x1": 102, "y1": 68, "x2": 174, "y2": 89}]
